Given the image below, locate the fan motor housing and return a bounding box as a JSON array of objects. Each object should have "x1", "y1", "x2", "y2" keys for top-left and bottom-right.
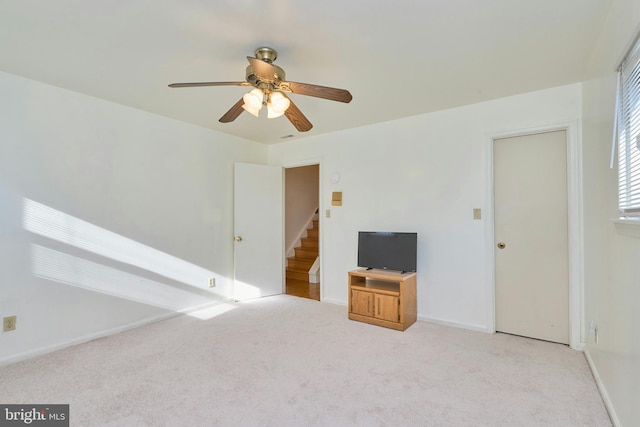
[{"x1": 245, "y1": 64, "x2": 286, "y2": 85}]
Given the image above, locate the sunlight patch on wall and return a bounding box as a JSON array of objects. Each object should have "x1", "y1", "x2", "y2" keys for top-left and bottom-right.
[
  {"x1": 233, "y1": 281, "x2": 262, "y2": 301},
  {"x1": 32, "y1": 244, "x2": 216, "y2": 311},
  {"x1": 23, "y1": 199, "x2": 217, "y2": 288}
]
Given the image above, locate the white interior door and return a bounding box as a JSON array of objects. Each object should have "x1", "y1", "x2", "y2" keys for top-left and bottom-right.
[
  {"x1": 234, "y1": 162, "x2": 283, "y2": 301},
  {"x1": 494, "y1": 130, "x2": 569, "y2": 344}
]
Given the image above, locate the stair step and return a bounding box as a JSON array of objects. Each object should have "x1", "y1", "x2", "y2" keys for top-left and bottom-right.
[
  {"x1": 306, "y1": 228, "x2": 319, "y2": 238},
  {"x1": 312, "y1": 219, "x2": 319, "y2": 229},
  {"x1": 301, "y1": 237, "x2": 318, "y2": 249},
  {"x1": 295, "y1": 247, "x2": 318, "y2": 260},
  {"x1": 286, "y1": 269, "x2": 309, "y2": 281},
  {"x1": 287, "y1": 257, "x2": 314, "y2": 270}
]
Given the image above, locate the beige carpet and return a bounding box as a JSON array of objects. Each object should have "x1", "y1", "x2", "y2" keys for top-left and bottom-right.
[{"x1": 0, "y1": 295, "x2": 611, "y2": 426}]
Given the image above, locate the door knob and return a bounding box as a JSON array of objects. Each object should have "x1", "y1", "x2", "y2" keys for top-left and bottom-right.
[
  {"x1": 234, "y1": 236, "x2": 243, "y2": 242},
  {"x1": 497, "y1": 242, "x2": 506, "y2": 249}
]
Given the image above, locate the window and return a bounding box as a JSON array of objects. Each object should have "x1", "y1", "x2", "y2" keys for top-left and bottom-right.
[{"x1": 616, "y1": 35, "x2": 640, "y2": 215}]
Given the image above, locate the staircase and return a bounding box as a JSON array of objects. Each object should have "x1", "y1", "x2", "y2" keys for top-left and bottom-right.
[{"x1": 286, "y1": 219, "x2": 319, "y2": 281}]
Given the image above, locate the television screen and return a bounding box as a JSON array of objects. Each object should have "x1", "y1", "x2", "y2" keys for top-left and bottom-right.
[{"x1": 357, "y1": 231, "x2": 417, "y2": 273}]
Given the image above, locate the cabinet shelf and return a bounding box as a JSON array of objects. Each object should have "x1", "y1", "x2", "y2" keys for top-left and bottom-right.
[
  {"x1": 350, "y1": 279, "x2": 399, "y2": 295},
  {"x1": 348, "y1": 269, "x2": 417, "y2": 331}
]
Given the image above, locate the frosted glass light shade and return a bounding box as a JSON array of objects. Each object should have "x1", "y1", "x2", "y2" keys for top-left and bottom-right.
[
  {"x1": 267, "y1": 92, "x2": 290, "y2": 118},
  {"x1": 267, "y1": 105, "x2": 284, "y2": 118},
  {"x1": 242, "y1": 103, "x2": 261, "y2": 117},
  {"x1": 242, "y1": 88, "x2": 264, "y2": 117}
]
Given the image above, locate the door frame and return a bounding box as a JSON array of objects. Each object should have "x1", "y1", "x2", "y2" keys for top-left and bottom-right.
[
  {"x1": 283, "y1": 158, "x2": 323, "y2": 301},
  {"x1": 485, "y1": 121, "x2": 584, "y2": 350}
]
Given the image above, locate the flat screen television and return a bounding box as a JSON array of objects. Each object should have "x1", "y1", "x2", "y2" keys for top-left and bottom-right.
[{"x1": 357, "y1": 231, "x2": 417, "y2": 273}]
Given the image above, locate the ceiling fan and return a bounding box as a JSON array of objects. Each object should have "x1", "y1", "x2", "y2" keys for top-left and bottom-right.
[{"x1": 168, "y1": 47, "x2": 353, "y2": 132}]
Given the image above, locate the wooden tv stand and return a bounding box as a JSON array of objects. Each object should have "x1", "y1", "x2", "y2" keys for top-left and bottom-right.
[{"x1": 348, "y1": 269, "x2": 417, "y2": 331}]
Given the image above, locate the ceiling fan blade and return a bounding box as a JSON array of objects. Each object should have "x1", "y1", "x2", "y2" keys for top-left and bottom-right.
[
  {"x1": 247, "y1": 57, "x2": 276, "y2": 82},
  {"x1": 219, "y1": 98, "x2": 245, "y2": 123},
  {"x1": 284, "y1": 95, "x2": 313, "y2": 132},
  {"x1": 282, "y1": 81, "x2": 352, "y2": 103},
  {"x1": 168, "y1": 81, "x2": 251, "y2": 88}
]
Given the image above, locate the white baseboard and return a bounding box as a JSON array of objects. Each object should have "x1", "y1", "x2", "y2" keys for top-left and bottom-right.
[
  {"x1": 322, "y1": 298, "x2": 347, "y2": 306},
  {"x1": 572, "y1": 340, "x2": 586, "y2": 352},
  {"x1": 583, "y1": 348, "x2": 620, "y2": 427},
  {"x1": 418, "y1": 315, "x2": 490, "y2": 333},
  {"x1": 309, "y1": 257, "x2": 320, "y2": 283},
  {"x1": 0, "y1": 300, "x2": 229, "y2": 367}
]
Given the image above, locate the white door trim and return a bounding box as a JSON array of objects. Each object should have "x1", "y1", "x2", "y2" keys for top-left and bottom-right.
[
  {"x1": 281, "y1": 157, "x2": 324, "y2": 301},
  {"x1": 485, "y1": 121, "x2": 584, "y2": 350}
]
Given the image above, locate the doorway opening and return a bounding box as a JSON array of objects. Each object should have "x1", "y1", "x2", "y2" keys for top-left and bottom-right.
[{"x1": 284, "y1": 164, "x2": 320, "y2": 301}]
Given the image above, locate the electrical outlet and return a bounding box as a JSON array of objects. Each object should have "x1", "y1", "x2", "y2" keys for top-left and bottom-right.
[
  {"x1": 589, "y1": 320, "x2": 598, "y2": 344},
  {"x1": 208, "y1": 277, "x2": 216, "y2": 288},
  {"x1": 3, "y1": 316, "x2": 16, "y2": 332}
]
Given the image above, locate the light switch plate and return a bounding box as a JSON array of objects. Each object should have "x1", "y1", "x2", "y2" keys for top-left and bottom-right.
[{"x1": 3, "y1": 316, "x2": 16, "y2": 332}]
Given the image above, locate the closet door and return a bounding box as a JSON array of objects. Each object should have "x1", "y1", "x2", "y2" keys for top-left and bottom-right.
[{"x1": 494, "y1": 131, "x2": 569, "y2": 344}]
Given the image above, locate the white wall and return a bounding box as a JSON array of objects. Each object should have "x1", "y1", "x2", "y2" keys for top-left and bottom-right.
[
  {"x1": 0, "y1": 71, "x2": 267, "y2": 364},
  {"x1": 581, "y1": 0, "x2": 640, "y2": 424},
  {"x1": 269, "y1": 84, "x2": 582, "y2": 331}
]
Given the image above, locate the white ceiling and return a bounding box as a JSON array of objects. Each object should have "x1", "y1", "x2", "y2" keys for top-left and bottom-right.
[{"x1": 0, "y1": 0, "x2": 611, "y2": 144}]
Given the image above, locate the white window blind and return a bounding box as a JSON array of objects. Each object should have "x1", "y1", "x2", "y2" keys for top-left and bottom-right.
[{"x1": 617, "y1": 35, "x2": 640, "y2": 215}]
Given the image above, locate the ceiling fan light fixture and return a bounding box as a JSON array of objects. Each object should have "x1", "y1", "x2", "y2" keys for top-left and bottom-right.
[
  {"x1": 242, "y1": 103, "x2": 261, "y2": 117},
  {"x1": 168, "y1": 47, "x2": 351, "y2": 132},
  {"x1": 267, "y1": 92, "x2": 290, "y2": 119},
  {"x1": 242, "y1": 88, "x2": 264, "y2": 117},
  {"x1": 266, "y1": 106, "x2": 283, "y2": 119},
  {"x1": 270, "y1": 91, "x2": 290, "y2": 111}
]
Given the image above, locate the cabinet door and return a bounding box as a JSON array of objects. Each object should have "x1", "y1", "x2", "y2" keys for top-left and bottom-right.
[
  {"x1": 375, "y1": 294, "x2": 399, "y2": 322},
  {"x1": 351, "y1": 289, "x2": 374, "y2": 317}
]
